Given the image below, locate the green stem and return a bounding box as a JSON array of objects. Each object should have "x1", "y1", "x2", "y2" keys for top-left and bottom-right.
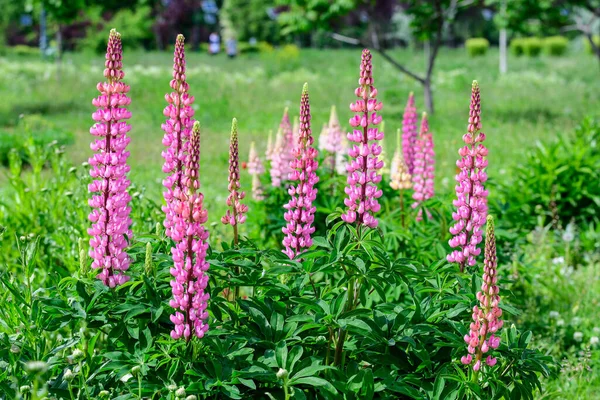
[
  {"x1": 138, "y1": 375, "x2": 142, "y2": 399},
  {"x1": 333, "y1": 279, "x2": 356, "y2": 366}
]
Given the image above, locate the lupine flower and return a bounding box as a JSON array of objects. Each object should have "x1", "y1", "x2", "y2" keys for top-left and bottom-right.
[
  {"x1": 461, "y1": 215, "x2": 503, "y2": 370},
  {"x1": 270, "y1": 128, "x2": 285, "y2": 187},
  {"x1": 161, "y1": 34, "x2": 195, "y2": 240},
  {"x1": 390, "y1": 129, "x2": 412, "y2": 191},
  {"x1": 448, "y1": 81, "x2": 488, "y2": 271},
  {"x1": 169, "y1": 121, "x2": 210, "y2": 340},
  {"x1": 318, "y1": 123, "x2": 329, "y2": 151},
  {"x1": 222, "y1": 118, "x2": 249, "y2": 241},
  {"x1": 411, "y1": 112, "x2": 435, "y2": 220},
  {"x1": 326, "y1": 106, "x2": 344, "y2": 154},
  {"x1": 282, "y1": 83, "x2": 319, "y2": 259},
  {"x1": 266, "y1": 130, "x2": 274, "y2": 161},
  {"x1": 402, "y1": 92, "x2": 418, "y2": 174},
  {"x1": 88, "y1": 29, "x2": 133, "y2": 288},
  {"x1": 335, "y1": 134, "x2": 350, "y2": 176},
  {"x1": 341, "y1": 49, "x2": 384, "y2": 229},
  {"x1": 247, "y1": 141, "x2": 265, "y2": 201}
]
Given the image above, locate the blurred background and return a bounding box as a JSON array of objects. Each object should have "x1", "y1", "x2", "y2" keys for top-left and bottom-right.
[{"x1": 0, "y1": 0, "x2": 599, "y2": 216}]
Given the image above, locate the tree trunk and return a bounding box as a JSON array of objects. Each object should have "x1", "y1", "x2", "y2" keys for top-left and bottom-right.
[
  {"x1": 423, "y1": 80, "x2": 434, "y2": 115},
  {"x1": 499, "y1": 28, "x2": 507, "y2": 74}
]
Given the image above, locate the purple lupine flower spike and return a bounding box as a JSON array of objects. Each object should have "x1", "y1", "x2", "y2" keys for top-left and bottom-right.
[
  {"x1": 222, "y1": 119, "x2": 248, "y2": 241},
  {"x1": 161, "y1": 34, "x2": 195, "y2": 240},
  {"x1": 411, "y1": 112, "x2": 435, "y2": 221},
  {"x1": 402, "y1": 92, "x2": 418, "y2": 174},
  {"x1": 461, "y1": 215, "x2": 503, "y2": 370},
  {"x1": 88, "y1": 29, "x2": 132, "y2": 288},
  {"x1": 341, "y1": 49, "x2": 384, "y2": 229},
  {"x1": 282, "y1": 83, "x2": 319, "y2": 259},
  {"x1": 169, "y1": 121, "x2": 210, "y2": 341},
  {"x1": 448, "y1": 81, "x2": 488, "y2": 272}
]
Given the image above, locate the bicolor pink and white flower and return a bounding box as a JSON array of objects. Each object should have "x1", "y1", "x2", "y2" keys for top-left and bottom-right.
[
  {"x1": 402, "y1": 92, "x2": 418, "y2": 174},
  {"x1": 87, "y1": 29, "x2": 132, "y2": 288},
  {"x1": 448, "y1": 81, "x2": 489, "y2": 271},
  {"x1": 390, "y1": 129, "x2": 412, "y2": 191},
  {"x1": 169, "y1": 121, "x2": 210, "y2": 341},
  {"x1": 282, "y1": 83, "x2": 319, "y2": 259},
  {"x1": 161, "y1": 34, "x2": 195, "y2": 240},
  {"x1": 461, "y1": 216, "x2": 503, "y2": 370},
  {"x1": 270, "y1": 128, "x2": 286, "y2": 187},
  {"x1": 341, "y1": 49, "x2": 384, "y2": 229}
]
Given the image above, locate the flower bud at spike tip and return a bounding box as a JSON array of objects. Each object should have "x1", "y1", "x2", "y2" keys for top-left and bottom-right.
[
  {"x1": 222, "y1": 118, "x2": 248, "y2": 228},
  {"x1": 341, "y1": 49, "x2": 384, "y2": 229},
  {"x1": 168, "y1": 119, "x2": 210, "y2": 340},
  {"x1": 461, "y1": 215, "x2": 503, "y2": 371},
  {"x1": 281, "y1": 83, "x2": 319, "y2": 259},
  {"x1": 144, "y1": 242, "x2": 153, "y2": 276},
  {"x1": 411, "y1": 112, "x2": 435, "y2": 221},
  {"x1": 447, "y1": 81, "x2": 488, "y2": 271},
  {"x1": 88, "y1": 29, "x2": 132, "y2": 288}
]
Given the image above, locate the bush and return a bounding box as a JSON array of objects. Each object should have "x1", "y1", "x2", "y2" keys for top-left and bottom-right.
[
  {"x1": 584, "y1": 35, "x2": 600, "y2": 54},
  {"x1": 465, "y1": 38, "x2": 490, "y2": 57},
  {"x1": 493, "y1": 118, "x2": 600, "y2": 233},
  {"x1": 7, "y1": 45, "x2": 41, "y2": 57},
  {"x1": 522, "y1": 37, "x2": 543, "y2": 57},
  {"x1": 510, "y1": 38, "x2": 525, "y2": 56},
  {"x1": 544, "y1": 36, "x2": 569, "y2": 56},
  {"x1": 0, "y1": 115, "x2": 74, "y2": 166}
]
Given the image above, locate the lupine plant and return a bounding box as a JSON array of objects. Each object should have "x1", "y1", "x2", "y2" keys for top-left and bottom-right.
[
  {"x1": 341, "y1": 49, "x2": 384, "y2": 229},
  {"x1": 169, "y1": 121, "x2": 210, "y2": 341},
  {"x1": 411, "y1": 112, "x2": 435, "y2": 221},
  {"x1": 448, "y1": 81, "x2": 488, "y2": 272},
  {"x1": 247, "y1": 141, "x2": 265, "y2": 201},
  {"x1": 88, "y1": 29, "x2": 132, "y2": 287},
  {"x1": 461, "y1": 215, "x2": 503, "y2": 371},
  {"x1": 282, "y1": 83, "x2": 319, "y2": 259},
  {"x1": 270, "y1": 127, "x2": 286, "y2": 187},
  {"x1": 402, "y1": 92, "x2": 418, "y2": 174},
  {"x1": 221, "y1": 118, "x2": 248, "y2": 245},
  {"x1": 390, "y1": 128, "x2": 412, "y2": 227}
]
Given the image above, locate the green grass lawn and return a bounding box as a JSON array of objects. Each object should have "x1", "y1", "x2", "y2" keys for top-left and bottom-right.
[{"x1": 1, "y1": 47, "x2": 599, "y2": 223}]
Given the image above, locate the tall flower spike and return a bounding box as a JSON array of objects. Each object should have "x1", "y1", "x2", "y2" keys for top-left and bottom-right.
[
  {"x1": 461, "y1": 215, "x2": 503, "y2": 370},
  {"x1": 88, "y1": 29, "x2": 133, "y2": 288},
  {"x1": 411, "y1": 112, "x2": 435, "y2": 221},
  {"x1": 390, "y1": 129, "x2": 412, "y2": 191},
  {"x1": 248, "y1": 141, "x2": 265, "y2": 200},
  {"x1": 448, "y1": 81, "x2": 488, "y2": 271},
  {"x1": 265, "y1": 130, "x2": 274, "y2": 161},
  {"x1": 169, "y1": 121, "x2": 210, "y2": 341},
  {"x1": 222, "y1": 118, "x2": 249, "y2": 241},
  {"x1": 402, "y1": 92, "x2": 418, "y2": 174},
  {"x1": 341, "y1": 49, "x2": 384, "y2": 229},
  {"x1": 282, "y1": 83, "x2": 319, "y2": 259},
  {"x1": 270, "y1": 128, "x2": 285, "y2": 187},
  {"x1": 161, "y1": 34, "x2": 195, "y2": 240},
  {"x1": 318, "y1": 123, "x2": 329, "y2": 152}
]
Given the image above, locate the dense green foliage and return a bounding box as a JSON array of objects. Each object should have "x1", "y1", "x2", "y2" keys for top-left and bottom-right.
[{"x1": 543, "y1": 36, "x2": 569, "y2": 56}]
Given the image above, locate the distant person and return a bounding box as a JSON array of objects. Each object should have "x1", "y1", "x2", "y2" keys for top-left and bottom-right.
[
  {"x1": 226, "y1": 38, "x2": 237, "y2": 58},
  {"x1": 209, "y1": 32, "x2": 220, "y2": 55}
]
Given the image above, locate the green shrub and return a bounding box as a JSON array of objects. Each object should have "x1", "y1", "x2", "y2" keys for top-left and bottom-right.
[
  {"x1": 510, "y1": 38, "x2": 525, "y2": 56},
  {"x1": 0, "y1": 115, "x2": 74, "y2": 166},
  {"x1": 7, "y1": 45, "x2": 41, "y2": 57},
  {"x1": 465, "y1": 38, "x2": 490, "y2": 57},
  {"x1": 544, "y1": 36, "x2": 569, "y2": 56},
  {"x1": 522, "y1": 37, "x2": 543, "y2": 57},
  {"x1": 584, "y1": 35, "x2": 600, "y2": 54},
  {"x1": 493, "y1": 117, "x2": 600, "y2": 232}
]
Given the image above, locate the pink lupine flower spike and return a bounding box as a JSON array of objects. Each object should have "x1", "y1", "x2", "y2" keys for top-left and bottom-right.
[
  {"x1": 461, "y1": 215, "x2": 503, "y2": 371},
  {"x1": 222, "y1": 118, "x2": 248, "y2": 244},
  {"x1": 411, "y1": 112, "x2": 435, "y2": 221},
  {"x1": 169, "y1": 121, "x2": 210, "y2": 341},
  {"x1": 88, "y1": 29, "x2": 133, "y2": 288},
  {"x1": 282, "y1": 83, "x2": 319, "y2": 259},
  {"x1": 402, "y1": 92, "x2": 418, "y2": 174},
  {"x1": 448, "y1": 81, "x2": 488, "y2": 272},
  {"x1": 341, "y1": 49, "x2": 384, "y2": 229}
]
